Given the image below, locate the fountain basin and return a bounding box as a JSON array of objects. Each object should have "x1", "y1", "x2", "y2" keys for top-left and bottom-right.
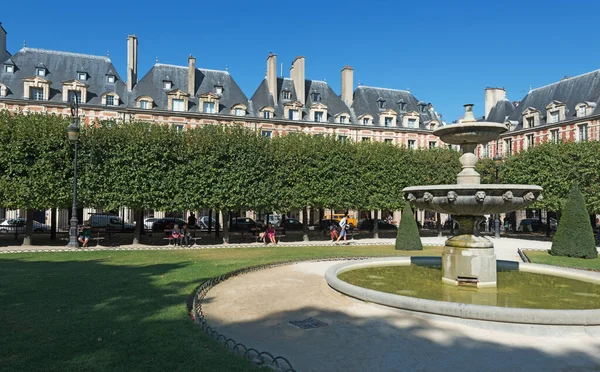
[
  {"x1": 433, "y1": 122, "x2": 508, "y2": 145},
  {"x1": 325, "y1": 257, "x2": 600, "y2": 325},
  {"x1": 403, "y1": 184, "x2": 543, "y2": 215}
]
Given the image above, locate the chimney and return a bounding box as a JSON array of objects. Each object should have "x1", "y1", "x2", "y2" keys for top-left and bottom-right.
[
  {"x1": 127, "y1": 35, "x2": 138, "y2": 91},
  {"x1": 188, "y1": 55, "x2": 196, "y2": 96},
  {"x1": 341, "y1": 66, "x2": 354, "y2": 106},
  {"x1": 0, "y1": 22, "x2": 7, "y2": 62},
  {"x1": 290, "y1": 56, "x2": 305, "y2": 105},
  {"x1": 266, "y1": 53, "x2": 277, "y2": 105},
  {"x1": 484, "y1": 87, "x2": 506, "y2": 119}
]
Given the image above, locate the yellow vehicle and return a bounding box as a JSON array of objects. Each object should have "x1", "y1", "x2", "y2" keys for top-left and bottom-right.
[{"x1": 326, "y1": 213, "x2": 357, "y2": 228}]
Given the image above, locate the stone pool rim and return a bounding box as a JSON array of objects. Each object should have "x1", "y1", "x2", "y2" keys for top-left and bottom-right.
[{"x1": 325, "y1": 257, "x2": 600, "y2": 326}]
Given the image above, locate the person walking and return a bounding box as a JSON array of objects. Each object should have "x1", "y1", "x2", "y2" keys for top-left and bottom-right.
[{"x1": 335, "y1": 213, "x2": 350, "y2": 245}]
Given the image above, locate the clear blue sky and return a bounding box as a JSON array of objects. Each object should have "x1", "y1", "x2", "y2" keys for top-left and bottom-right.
[{"x1": 2, "y1": 0, "x2": 600, "y2": 121}]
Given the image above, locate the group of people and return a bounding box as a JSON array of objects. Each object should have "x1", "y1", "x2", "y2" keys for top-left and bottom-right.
[
  {"x1": 170, "y1": 224, "x2": 194, "y2": 247},
  {"x1": 258, "y1": 223, "x2": 277, "y2": 244},
  {"x1": 330, "y1": 214, "x2": 351, "y2": 245}
]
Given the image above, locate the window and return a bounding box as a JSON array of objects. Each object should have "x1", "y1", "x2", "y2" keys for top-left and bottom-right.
[
  {"x1": 408, "y1": 118, "x2": 416, "y2": 128},
  {"x1": 30, "y1": 87, "x2": 44, "y2": 101},
  {"x1": 282, "y1": 90, "x2": 291, "y2": 100},
  {"x1": 140, "y1": 100, "x2": 150, "y2": 109},
  {"x1": 384, "y1": 139, "x2": 393, "y2": 143},
  {"x1": 174, "y1": 125, "x2": 184, "y2": 133},
  {"x1": 377, "y1": 98, "x2": 386, "y2": 109},
  {"x1": 288, "y1": 109, "x2": 299, "y2": 120},
  {"x1": 106, "y1": 95, "x2": 115, "y2": 106},
  {"x1": 339, "y1": 116, "x2": 347, "y2": 124},
  {"x1": 407, "y1": 140, "x2": 415, "y2": 149},
  {"x1": 429, "y1": 123, "x2": 436, "y2": 131},
  {"x1": 234, "y1": 108, "x2": 245, "y2": 116},
  {"x1": 525, "y1": 116, "x2": 535, "y2": 127},
  {"x1": 261, "y1": 130, "x2": 272, "y2": 138},
  {"x1": 215, "y1": 85, "x2": 223, "y2": 94},
  {"x1": 578, "y1": 106, "x2": 587, "y2": 117},
  {"x1": 106, "y1": 75, "x2": 115, "y2": 84},
  {"x1": 78, "y1": 72, "x2": 87, "y2": 81},
  {"x1": 504, "y1": 138, "x2": 513, "y2": 156},
  {"x1": 170, "y1": 99, "x2": 183, "y2": 111},
  {"x1": 429, "y1": 141, "x2": 437, "y2": 149},
  {"x1": 526, "y1": 134, "x2": 534, "y2": 148},
  {"x1": 549, "y1": 110, "x2": 559, "y2": 123},
  {"x1": 338, "y1": 135, "x2": 348, "y2": 141},
  {"x1": 362, "y1": 137, "x2": 370, "y2": 142},
  {"x1": 311, "y1": 92, "x2": 320, "y2": 102},
  {"x1": 384, "y1": 117, "x2": 393, "y2": 127},
  {"x1": 36, "y1": 68, "x2": 46, "y2": 77},
  {"x1": 551, "y1": 130, "x2": 559, "y2": 144},
  {"x1": 163, "y1": 80, "x2": 172, "y2": 89},
  {"x1": 203, "y1": 102, "x2": 216, "y2": 113},
  {"x1": 579, "y1": 124, "x2": 588, "y2": 141},
  {"x1": 263, "y1": 111, "x2": 272, "y2": 119},
  {"x1": 362, "y1": 118, "x2": 370, "y2": 125},
  {"x1": 314, "y1": 111, "x2": 323, "y2": 122},
  {"x1": 5, "y1": 65, "x2": 14, "y2": 73},
  {"x1": 68, "y1": 90, "x2": 81, "y2": 104}
]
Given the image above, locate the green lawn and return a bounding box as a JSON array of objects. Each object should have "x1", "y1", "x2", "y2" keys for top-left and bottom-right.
[
  {"x1": 0, "y1": 245, "x2": 441, "y2": 372},
  {"x1": 526, "y1": 250, "x2": 600, "y2": 271}
]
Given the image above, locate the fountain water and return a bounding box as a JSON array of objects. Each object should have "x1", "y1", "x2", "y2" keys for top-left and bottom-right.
[{"x1": 403, "y1": 104, "x2": 542, "y2": 287}]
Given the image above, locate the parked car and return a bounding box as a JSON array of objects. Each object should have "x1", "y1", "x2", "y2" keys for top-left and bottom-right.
[
  {"x1": 143, "y1": 217, "x2": 159, "y2": 230},
  {"x1": 318, "y1": 219, "x2": 340, "y2": 231},
  {"x1": 0, "y1": 218, "x2": 50, "y2": 233},
  {"x1": 518, "y1": 218, "x2": 550, "y2": 232},
  {"x1": 86, "y1": 214, "x2": 134, "y2": 231},
  {"x1": 277, "y1": 217, "x2": 303, "y2": 230},
  {"x1": 324, "y1": 213, "x2": 357, "y2": 228},
  {"x1": 357, "y1": 219, "x2": 397, "y2": 230},
  {"x1": 197, "y1": 216, "x2": 220, "y2": 230},
  {"x1": 152, "y1": 217, "x2": 187, "y2": 232},
  {"x1": 229, "y1": 217, "x2": 259, "y2": 232}
]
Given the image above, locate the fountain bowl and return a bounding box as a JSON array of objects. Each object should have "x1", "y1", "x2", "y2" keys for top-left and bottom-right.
[
  {"x1": 433, "y1": 122, "x2": 508, "y2": 146},
  {"x1": 403, "y1": 184, "x2": 543, "y2": 215}
]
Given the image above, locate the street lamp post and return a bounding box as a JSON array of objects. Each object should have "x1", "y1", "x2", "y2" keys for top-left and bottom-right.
[
  {"x1": 493, "y1": 140, "x2": 503, "y2": 239},
  {"x1": 67, "y1": 98, "x2": 80, "y2": 248}
]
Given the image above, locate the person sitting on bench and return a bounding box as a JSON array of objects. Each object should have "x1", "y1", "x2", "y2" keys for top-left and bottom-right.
[
  {"x1": 171, "y1": 224, "x2": 182, "y2": 246},
  {"x1": 180, "y1": 224, "x2": 192, "y2": 246},
  {"x1": 78, "y1": 224, "x2": 92, "y2": 248},
  {"x1": 267, "y1": 223, "x2": 277, "y2": 245}
]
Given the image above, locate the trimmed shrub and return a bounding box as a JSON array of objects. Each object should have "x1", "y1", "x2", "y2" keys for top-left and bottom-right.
[
  {"x1": 396, "y1": 201, "x2": 423, "y2": 250},
  {"x1": 550, "y1": 185, "x2": 598, "y2": 259}
]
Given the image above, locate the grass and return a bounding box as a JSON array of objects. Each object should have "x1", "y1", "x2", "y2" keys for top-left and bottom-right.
[
  {"x1": 0, "y1": 245, "x2": 441, "y2": 372},
  {"x1": 526, "y1": 250, "x2": 600, "y2": 271}
]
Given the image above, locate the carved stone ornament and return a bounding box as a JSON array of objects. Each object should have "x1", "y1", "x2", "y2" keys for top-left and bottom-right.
[
  {"x1": 523, "y1": 192, "x2": 536, "y2": 201},
  {"x1": 537, "y1": 194, "x2": 544, "y2": 201},
  {"x1": 447, "y1": 191, "x2": 458, "y2": 202},
  {"x1": 475, "y1": 191, "x2": 486, "y2": 202},
  {"x1": 502, "y1": 191, "x2": 514, "y2": 201},
  {"x1": 407, "y1": 193, "x2": 416, "y2": 202},
  {"x1": 423, "y1": 192, "x2": 434, "y2": 202}
]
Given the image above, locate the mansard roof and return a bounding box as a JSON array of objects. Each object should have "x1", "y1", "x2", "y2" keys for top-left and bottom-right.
[
  {"x1": 249, "y1": 77, "x2": 301, "y2": 119},
  {"x1": 0, "y1": 47, "x2": 126, "y2": 105},
  {"x1": 507, "y1": 70, "x2": 600, "y2": 129},
  {"x1": 351, "y1": 86, "x2": 442, "y2": 128},
  {"x1": 486, "y1": 99, "x2": 515, "y2": 123},
  {"x1": 131, "y1": 63, "x2": 247, "y2": 114}
]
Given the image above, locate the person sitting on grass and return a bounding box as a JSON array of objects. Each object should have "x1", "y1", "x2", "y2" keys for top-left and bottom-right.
[
  {"x1": 267, "y1": 223, "x2": 277, "y2": 245},
  {"x1": 78, "y1": 224, "x2": 92, "y2": 248},
  {"x1": 171, "y1": 224, "x2": 181, "y2": 246}
]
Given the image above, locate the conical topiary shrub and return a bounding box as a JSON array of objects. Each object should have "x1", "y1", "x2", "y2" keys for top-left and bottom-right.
[
  {"x1": 550, "y1": 185, "x2": 598, "y2": 259},
  {"x1": 396, "y1": 201, "x2": 423, "y2": 250}
]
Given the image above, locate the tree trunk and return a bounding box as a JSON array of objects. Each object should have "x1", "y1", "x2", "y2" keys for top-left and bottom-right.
[
  {"x1": 222, "y1": 210, "x2": 229, "y2": 244},
  {"x1": 281, "y1": 214, "x2": 287, "y2": 235},
  {"x1": 302, "y1": 207, "x2": 309, "y2": 241},
  {"x1": 133, "y1": 209, "x2": 144, "y2": 245},
  {"x1": 207, "y1": 208, "x2": 213, "y2": 234},
  {"x1": 50, "y1": 208, "x2": 57, "y2": 241},
  {"x1": 22, "y1": 209, "x2": 34, "y2": 246},
  {"x1": 215, "y1": 209, "x2": 220, "y2": 238},
  {"x1": 373, "y1": 211, "x2": 379, "y2": 239}
]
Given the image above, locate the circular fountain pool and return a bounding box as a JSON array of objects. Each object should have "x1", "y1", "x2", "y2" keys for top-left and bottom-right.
[{"x1": 325, "y1": 257, "x2": 600, "y2": 325}]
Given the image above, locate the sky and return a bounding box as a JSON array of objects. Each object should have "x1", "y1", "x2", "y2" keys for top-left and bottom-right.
[{"x1": 2, "y1": 0, "x2": 600, "y2": 122}]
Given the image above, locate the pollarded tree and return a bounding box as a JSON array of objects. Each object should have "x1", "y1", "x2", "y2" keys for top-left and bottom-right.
[
  {"x1": 395, "y1": 201, "x2": 422, "y2": 250},
  {"x1": 550, "y1": 184, "x2": 598, "y2": 259}
]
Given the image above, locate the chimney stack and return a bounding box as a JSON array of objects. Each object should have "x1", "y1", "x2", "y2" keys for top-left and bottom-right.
[
  {"x1": 266, "y1": 53, "x2": 277, "y2": 105},
  {"x1": 0, "y1": 22, "x2": 8, "y2": 62},
  {"x1": 188, "y1": 55, "x2": 196, "y2": 96},
  {"x1": 127, "y1": 35, "x2": 138, "y2": 91},
  {"x1": 290, "y1": 56, "x2": 305, "y2": 105},
  {"x1": 341, "y1": 66, "x2": 354, "y2": 106},
  {"x1": 484, "y1": 87, "x2": 506, "y2": 119}
]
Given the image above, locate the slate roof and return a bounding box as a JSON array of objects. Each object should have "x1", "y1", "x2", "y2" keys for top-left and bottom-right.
[
  {"x1": 486, "y1": 99, "x2": 515, "y2": 123},
  {"x1": 304, "y1": 80, "x2": 351, "y2": 123},
  {"x1": 351, "y1": 86, "x2": 442, "y2": 128},
  {"x1": 131, "y1": 63, "x2": 247, "y2": 113},
  {"x1": 249, "y1": 77, "x2": 302, "y2": 119},
  {"x1": 0, "y1": 47, "x2": 127, "y2": 106},
  {"x1": 507, "y1": 70, "x2": 600, "y2": 130}
]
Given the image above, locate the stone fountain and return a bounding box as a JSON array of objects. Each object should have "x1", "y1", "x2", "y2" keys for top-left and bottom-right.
[{"x1": 403, "y1": 104, "x2": 543, "y2": 287}]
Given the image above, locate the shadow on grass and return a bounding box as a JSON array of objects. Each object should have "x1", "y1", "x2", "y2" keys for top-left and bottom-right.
[{"x1": 0, "y1": 257, "x2": 261, "y2": 372}]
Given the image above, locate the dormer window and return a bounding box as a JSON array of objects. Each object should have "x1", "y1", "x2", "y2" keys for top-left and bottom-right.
[
  {"x1": 314, "y1": 111, "x2": 324, "y2": 122},
  {"x1": 36, "y1": 68, "x2": 46, "y2": 77},
  {"x1": 263, "y1": 111, "x2": 271, "y2": 119},
  {"x1": 106, "y1": 75, "x2": 116, "y2": 84},
  {"x1": 203, "y1": 102, "x2": 216, "y2": 113},
  {"x1": 282, "y1": 90, "x2": 291, "y2": 100},
  {"x1": 545, "y1": 101, "x2": 565, "y2": 124},
  {"x1": 339, "y1": 116, "x2": 347, "y2": 124},
  {"x1": 166, "y1": 89, "x2": 189, "y2": 111},
  {"x1": 417, "y1": 102, "x2": 427, "y2": 113},
  {"x1": 232, "y1": 103, "x2": 247, "y2": 117},
  {"x1": 384, "y1": 117, "x2": 393, "y2": 127},
  {"x1": 377, "y1": 98, "x2": 386, "y2": 109},
  {"x1": 311, "y1": 92, "x2": 320, "y2": 102},
  {"x1": 172, "y1": 99, "x2": 184, "y2": 111},
  {"x1": 578, "y1": 106, "x2": 586, "y2": 117},
  {"x1": 363, "y1": 118, "x2": 369, "y2": 125},
  {"x1": 215, "y1": 85, "x2": 223, "y2": 94},
  {"x1": 288, "y1": 109, "x2": 299, "y2": 120},
  {"x1": 407, "y1": 118, "x2": 416, "y2": 128},
  {"x1": 78, "y1": 72, "x2": 87, "y2": 81},
  {"x1": 549, "y1": 110, "x2": 559, "y2": 123},
  {"x1": 4, "y1": 65, "x2": 13, "y2": 73},
  {"x1": 523, "y1": 107, "x2": 541, "y2": 128},
  {"x1": 0, "y1": 84, "x2": 7, "y2": 97},
  {"x1": 359, "y1": 114, "x2": 373, "y2": 125},
  {"x1": 397, "y1": 99, "x2": 406, "y2": 111},
  {"x1": 140, "y1": 100, "x2": 150, "y2": 109},
  {"x1": 527, "y1": 116, "x2": 535, "y2": 127},
  {"x1": 106, "y1": 95, "x2": 115, "y2": 106},
  {"x1": 163, "y1": 80, "x2": 172, "y2": 89},
  {"x1": 68, "y1": 90, "x2": 82, "y2": 104},
  {"x1": 30, "y1": 87, "x2": 44, "y2": 100}
]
